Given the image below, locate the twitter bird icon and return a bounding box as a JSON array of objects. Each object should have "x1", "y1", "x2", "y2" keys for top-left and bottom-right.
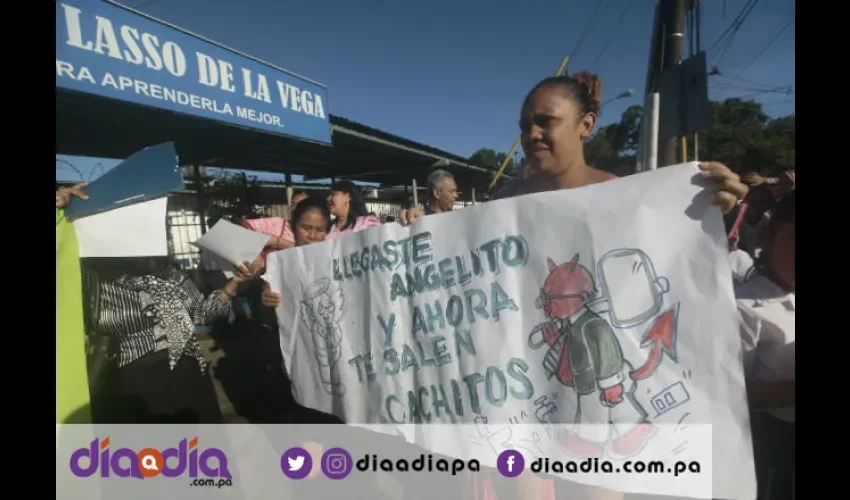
[
  {"x1": 288, "y1": 456, "x2": 305, "y2": 471},
  {"x1": 281, "y1": 447, "x2": 313, "y2": 480}
]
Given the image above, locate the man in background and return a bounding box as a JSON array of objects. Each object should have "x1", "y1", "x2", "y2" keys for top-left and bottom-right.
[{"x1": 423, "y1": 169, "x2": 458, "y2": 215}]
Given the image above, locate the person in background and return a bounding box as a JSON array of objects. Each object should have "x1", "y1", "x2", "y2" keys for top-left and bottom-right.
[
  {"x1": 260, "y1": 198, "x2": 339, "y2": 465},
  {"x1": 260, "y1": 197, "x2": 332, "y2": 327},
  {"x1": 399, "y1": 169, "x2": 459, "y2": 221},
  {"x1": 743, "y1": 169, "x2": 795, "y2": 203},
  {"x1": 736, "y1": 190, "x2": 795, "y2": 500},
  {"x1": 728, "y1": 230, "x2": 758, "y2": 285},
  {"x1": 268, "y1": 189, "x2": 310, "y2": 248},
  {"x1": 244, "y1": 191, "x2": 311, "y2": 253},
  {"x1": 724, "y1": 203, "x2": 757, "y2": 284},
  {"x1": 82, "y1": 255, "x2": 260, "y2": 423},
  {"x1": 202, "y1": 195, "x2": 323, "y2": 424},
  {"x1": 260, "y1": 196, "x2": 333, "y2": 407},
  {"x1": 492, "y1": 161, "x2": 531, "y2": 200},
  {"x1": 743, "y1": 169, "x2": 795, "y2": 191},
  {"x1": 424, "y1": 168, "x2": 459, "y2": 215},
  {"x1": 400, "y1": 71, "x2": 748, "y2": 500},
  {"x1": 738, "y1": 186, "x2": 776, "y2": 256},
  {"x1": 290, "y1": 189, "x2": 309, "y2": 210},
  {"x1": 69, "y1": 185, "x2": 263, "y2": 423},
  {"x1": 262, "y1": 198, "x2": 453, "y2": 500},
  {"x1": 326, "y1": 180, "x2": 381, "y2": 239}
]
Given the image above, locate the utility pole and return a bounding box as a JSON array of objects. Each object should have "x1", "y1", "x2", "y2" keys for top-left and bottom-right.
[{"x1": 658, "y1": 0, "x2": 687, "y2": 167}]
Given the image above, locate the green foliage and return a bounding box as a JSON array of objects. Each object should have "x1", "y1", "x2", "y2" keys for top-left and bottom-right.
[
  {"x1": 583, "y1": 98, "x2": 794, "y2": 176},
  {"x1": 697, "y1": 99, "x2": 794, "y2": 175},
  {"x1": 469, "y1": 148, "x2": 524, "y2": 176},
  {"x1": 199, "y1": 170, "x2": 265, "y2": 225},
  {"x1": 585, "y1": 104, "x2": 644, "y2": 177}
]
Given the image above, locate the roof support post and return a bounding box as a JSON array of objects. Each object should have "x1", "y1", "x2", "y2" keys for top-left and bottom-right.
[
  {"x1": 285, "y1": 172, "x2": 293, "y2": 213},
  {"x1": 193, "y1": 165, "x2": 207, "y2": 235}
]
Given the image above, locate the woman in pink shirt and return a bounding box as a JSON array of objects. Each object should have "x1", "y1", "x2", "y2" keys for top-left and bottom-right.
[{"x1": 326, "y1": 180, "x2": 381, "y2": 239}]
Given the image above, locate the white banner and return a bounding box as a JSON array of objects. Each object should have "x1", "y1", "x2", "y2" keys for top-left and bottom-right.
[{"x1": 266, "y1": 163, "x2": 755, "y2": 499}]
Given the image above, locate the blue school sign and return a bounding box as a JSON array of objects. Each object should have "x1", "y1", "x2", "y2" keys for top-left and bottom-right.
[{"x1": 56, "y1": 0, "x2": 332, "y2": 144}]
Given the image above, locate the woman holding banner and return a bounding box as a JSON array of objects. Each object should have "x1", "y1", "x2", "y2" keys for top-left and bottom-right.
[
  {"x1": 262, "y1": 197, "x2": 408, "y2": 499},
  {"x1": 402, "y1": 72, "x2": 749, "y2": 500}
]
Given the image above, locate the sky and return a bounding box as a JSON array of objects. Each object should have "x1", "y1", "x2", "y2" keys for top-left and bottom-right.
[{"x1": 56, "y1": 0, "x2": 795, "y2": 183}]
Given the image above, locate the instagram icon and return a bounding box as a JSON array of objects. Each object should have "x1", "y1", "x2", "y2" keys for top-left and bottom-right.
[{"x1": 321, "y1": 447, "x2": 353, "y2": 480}]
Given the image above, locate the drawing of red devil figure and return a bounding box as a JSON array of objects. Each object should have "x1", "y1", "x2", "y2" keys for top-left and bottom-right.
[{"x1": 529, "y1": 253, "x2": 677, "y2": 459}]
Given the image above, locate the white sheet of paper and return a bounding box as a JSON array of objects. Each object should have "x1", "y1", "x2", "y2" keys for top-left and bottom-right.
[
  {"x1": 193, "y1": 219, "x2": 269, "y2": 268},
  {"x1": 74, "y1": 197, "x2": 168, "y2": 258},
  {"x1": 200, "y1": 249, "x2": 236, "y2": 277}
]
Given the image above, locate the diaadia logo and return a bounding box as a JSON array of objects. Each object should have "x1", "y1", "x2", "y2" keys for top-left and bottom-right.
[{"x1": 69, "y1": 436, "x2": 232, "y2": 485}]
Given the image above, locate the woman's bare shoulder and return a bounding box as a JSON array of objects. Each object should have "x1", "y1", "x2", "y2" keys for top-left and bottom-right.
[{"x1": 591, "y1": 168, "x2": 618, "y2": 183}]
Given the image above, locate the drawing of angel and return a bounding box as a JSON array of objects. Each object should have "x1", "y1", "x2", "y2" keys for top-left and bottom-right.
[{"x1": 300, "y1": 278, "x2": 346, "y2": 396}]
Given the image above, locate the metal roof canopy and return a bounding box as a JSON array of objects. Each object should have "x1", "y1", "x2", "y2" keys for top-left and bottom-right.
[
  {"x1": 55, "y1": 0, "x2": 505, "y2": 190},
  {"x1": 56, "y1": 90, "x2": 501, "y2": 189},
  {"x1": 56, "y1": 179, "x2": 477, "y2": 205}
]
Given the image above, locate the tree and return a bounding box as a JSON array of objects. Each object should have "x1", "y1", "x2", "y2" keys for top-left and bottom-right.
[
  {"x1": 765, "y1": 115, "x2": 795, "y2": 172},
  {"x1": 585, "y1": 104, "x2": 643, "y2": 177},
  {"x1": 587, "y1": 99, "x2": 794, "y2": 177},
  {"x1": 697, "y1": 99, "x2": 795, "y2": 175},
  {"x1": 200, "y1": 171, "x2": 265, "y2": 224},
  {"x1": 469, "y1": 148, "x2": 520, "y2": 175},
  {"x1": 614, "y1": 105, "x2": 643, "y2": 153}
]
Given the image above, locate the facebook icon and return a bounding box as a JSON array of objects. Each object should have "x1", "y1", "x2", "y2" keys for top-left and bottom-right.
[{"x1": 496, "y1": 450, "x2": 525, "y2": 478}]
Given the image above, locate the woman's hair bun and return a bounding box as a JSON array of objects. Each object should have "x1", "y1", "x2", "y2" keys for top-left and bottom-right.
[
  {"x1": 570, "y1": 71, "x2": 603, "y2": 113},
  {"x1": 523, "y1": 71, "x2": 606, "y2": 116}
]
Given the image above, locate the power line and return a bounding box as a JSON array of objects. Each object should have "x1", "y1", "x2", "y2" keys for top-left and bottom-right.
[
  {"x1": 706, "y1": 0, "x2": 758, "y2": 54},
  {"x1": 710, "y1": 0, "x2": 760, "y2": 67},
  {"x1": 715, "y1": 75, "x2": 782, "y2": 91},
  {"x1": 594, "y1": 0, "x2": 638, "y2": 65},
  {"x1": 711, "y1": 82, "x2": 775, "y2": 93},
  {"x1": 566, "y1": 0, "x2": 610, "y2": 64},
  {"x1": 705, "y1": 0, "x2": 750, "y2": 52},
  {"x1": 735, "y1": 11, "x2": 794, "y2": 76},
  {"x1": 760, "y1": 98, "x2": 794, "y2": 108},
  {"x1": 710, "y1": 79, "x2": 791, "y2": 96},
  {"x1": 710, "y1": 79, "x2": 793, "y2": 97},
  {"x1": 723, "y1": 87, "x2": 793, "y2": 100}
]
